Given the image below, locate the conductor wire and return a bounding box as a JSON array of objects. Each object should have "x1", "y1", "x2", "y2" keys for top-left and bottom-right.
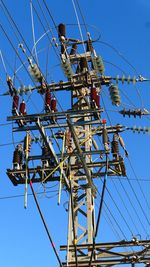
[
  {"x1": 29, "y1": 180, "x2": 64, "y2": 267},
  {"x1": 30, "y1": 0, "x2": 38, "y2": 64}
]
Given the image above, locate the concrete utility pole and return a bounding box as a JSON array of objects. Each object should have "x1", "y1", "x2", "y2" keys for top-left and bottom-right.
[{"x1": 6, "y1": 23, "x2": 150, "y2": 266}]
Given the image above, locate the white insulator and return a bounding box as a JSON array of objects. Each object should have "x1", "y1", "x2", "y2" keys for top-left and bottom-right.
[
  {"x1": 28, "y1": 85, "x2": 32, "y2": 93},
  {"x1": 92, "y1": 55, "x2": 105, "y2": 74},
  {"x1": 116, "y1": 75, "x2": 119, "y2": 84},
  {"x1": 121, "y1": 75, "x2": 125, "y2": 84},
  {"x1": 127, "y1": 75, "x2": 131, "y2": 84},
  {"x1": 132, "y1": 76, "x2": 137, "y2": 84}
]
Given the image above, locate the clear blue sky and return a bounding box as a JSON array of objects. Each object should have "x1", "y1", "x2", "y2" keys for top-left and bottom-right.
[{"x1": 0, "y1": 1, "x2": 150, "y2": 266}]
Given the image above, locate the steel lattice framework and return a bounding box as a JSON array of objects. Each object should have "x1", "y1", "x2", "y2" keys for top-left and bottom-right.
[{"x1": 5, "y1": 23, "x2": 150, "y2": 266}]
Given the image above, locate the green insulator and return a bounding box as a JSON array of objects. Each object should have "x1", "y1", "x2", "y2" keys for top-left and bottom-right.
[
  {"x1": 61, "y1": 60, "x2": 74, "y2": 79},
  {"x1": 96, "y1": 56, "x2": 105, "y2": 74},
  {"x1": 109, "y1": 84, "x2": 121, "y2": 106},
  {"x1": 92, "y1": 55, "x2": 105, "y2": 74}
]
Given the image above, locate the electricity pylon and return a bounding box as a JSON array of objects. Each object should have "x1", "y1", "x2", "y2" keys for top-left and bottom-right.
[{"x1": 6, "y1": 23, "x2": 150, "y2": 266}]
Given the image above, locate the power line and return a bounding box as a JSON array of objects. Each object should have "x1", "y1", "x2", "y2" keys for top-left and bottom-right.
[
  {"x1": 0, "y1": 189, "x2": 59, "y2": 200},
  {"x1": 30, "y1": 180, "x2": 63, "y2": 267}
]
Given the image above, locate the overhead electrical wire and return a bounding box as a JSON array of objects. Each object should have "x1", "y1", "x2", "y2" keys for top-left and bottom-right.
[
  {"x1": 96, "y1": 133, "x2": 149, "y2": 237},
  {"x1": 99, "y1": 68, "x2": 149, "y2": 236},
  {"x1": 127, "y1": 157, "x2": 149, "y2": 209},
  {"x1": 109, "y1": 178, "x2": 139, "y2": 234},
  {"x1": 100, "y1": 92, "x2": 149, "y2": 236},
  {"x1": 0, "y1": 49, "x2": 7, "y2": 75},
  {"x1": 30, "y1": 0, "x2": 38, "y2": 64},
  {"x1": 117, "y1": 178, "x2": 148, "y2": 234},
  {"x1": 98, "y1": 40, "x2": 140, "y2": 76},
  {"x1": 126, "y1": 174, "x2": 150, "y2": 226},
  {"x1": 42, "y1": 0, "x2": 58, "y2": 31},
  {"x1": 33, "y1": 0, "x2": 60, "y2": 61},
  {"x1": 71, "y1": 0, "x2": 87, "y2": 55},
  {"x1": 0, "y1": 189, "x2": 59, "y2": 200},
  {"x1": 30, "y1": 180, "x2": 64, "y2": 267},
  {"x1": 74, "y1": 0, "x2": 89, "y2": 34},
  {"x1": 96, "y1": 191, "x2": 134, "y2": 244},
  {"x1": 91, "y1": 130, "x2": 149, "y2": 238}
]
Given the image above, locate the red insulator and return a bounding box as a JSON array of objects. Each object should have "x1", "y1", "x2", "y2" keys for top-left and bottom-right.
[
  {"x1": 58, "y1": 23, "x2": 66, "y2": 39},
  {"x1": 12, "y1": 95, "x2": 19, "y2": 110},
  {"x1": 19, "y1": 100, "x2": 26, "y2": 115},
  {"x1": 80, "y1": 57, "x2": 88, "y2": 71},
  {"x1": 61, "y1": 44, "x2": 65, "y2": 54},
  {"x1": 51, "y1": 98, "x2": 57, "y2": 112},
  {"x1": 91, "y1": 87, "x2": 97, "y2": 101},
  {"x1": 70, "y1": 44, "x2": 77, "y2": 55},
  {"x1": 13, "y1": 147, "x2": 23, "y2": 165},
  {"x1": 95, "y1": 94, "x2": 100, "y2": 108},
  {"x1": 45, "y1": 89, "x2": 51, "y2": 106},
  {"x1": 86, "y1": 39, "x2": 93, "y2": 52}
]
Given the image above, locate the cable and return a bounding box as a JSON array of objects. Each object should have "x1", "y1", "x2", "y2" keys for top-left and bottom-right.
[
  {"x1": 110, "y1": 178, "x2": 139, "y2": 234},
  {"x1": 34, "y1": 0, "x2": 60, "y2": 61},
  {"x1": 41, "y1": 0, "x2": 58, "y2": 31},
  {"x1": 98, "y1": 40, "x2": 145, "y2": 108},
  {"x1": 0, "y1": 141, "x2": 21, "y2": 147},
  {"x1": 100, "y1": 93, "x2": 149, "y2": 236},
  {"x1": 71, "y1": 0, "x2": 87, "y2": 55},
  {"x1": 126, "y1": 174, "x2": 150, "y2": 226},
  {"x1": 30, "y1": 0, "x2": 38, "y2": 64},
  {"x1": 0, "y1": 189, "x2": 59, "y2": 200},
  {"x1": 0, "y1": 49, "x2": 7, "y2": 75},
  {"x1": 98, "y1": 40, "x2": 140, "y2": 76},
  {"x1": 127, "y1": 157, "x2": 149, "y2": 209},
  {"x1": 91, "y1": 121, "x2": 149, "y2": 238},
  {"x1": 29, "y1": 180, "x2": 64, "y2": 267},
  {"x1": 0, "y1": 122, "x2": 13, "y2": 127},
  {"x1": 75, "y1": 0, "x2": 89, "y2": 34},
  {"x1": 118, "y1": 178, "x2": 148, "y2": 235}
]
